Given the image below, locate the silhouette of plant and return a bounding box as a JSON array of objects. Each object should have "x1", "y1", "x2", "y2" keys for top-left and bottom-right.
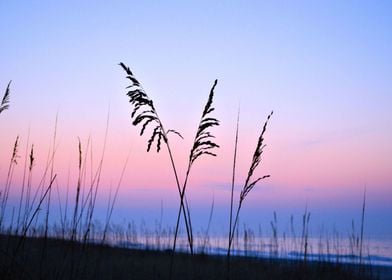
[
  {"x1": 119, "y1": 63, "x2": 193, "y2": 251},
  {"x1": 172, "y1": 79, "x2": 220, "y2": 254},
  {"x1": 0, "y1": 81, "x2": 11, "y2": 115},
  {"x1": 120, "y1": 63, "x2": 183, "y2": 152},
  {"x1": 120, "y1": 63, "x2": 220, "y2": 256},
  {"x1": 228, "y1": 111, "x2": 273, "y2": 257}
]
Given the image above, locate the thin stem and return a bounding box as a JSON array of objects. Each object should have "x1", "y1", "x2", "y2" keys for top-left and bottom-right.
[
  {"x1": 102, "y1": 145, "x2": 132, "y2": 244},
  {"x1": 14, "y1": 175, "x2": 57, "y2": 255},
  {"x1": 156, "y1": 113, "x2": 192, "y2": 253},
  {"x1": 229, "y1": 107, "x2": 240, "y2": 252},
  {"x1": 17, "y1": 126, "x2": 30, "y2": 233},
  {"x1": 359, "y1": 187, "x2": 366, "y2": 265},
  {"x1": 202, "y1": 195, "x2": 214, "y2": 253},
  {"x1": 168, "y1": 146, "x2": 193, "y2": 254},
  {"x1": 0, "y1": 136, "x2": 19, "y2": 229},
  {"x1": 228, "y1": 201, "x2": 242, "y2": 256},
  {"x1": 71, "y1": 138, "x2": 83, "y2": 241},
  {"x1": 84, "y1": 109, "x2": 110, "y2": 243},
  {"x1": 44, "y1": 112, "x2": 58, "y2": 239},
  {"x1": 172, "y1": 80, "x2": 219, "y2": 255}
]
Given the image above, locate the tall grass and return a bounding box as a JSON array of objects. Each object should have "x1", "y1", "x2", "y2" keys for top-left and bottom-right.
[
  {"x1": 15, "y1": 175, "x2": 57, "y2": 252},
  {"x1": 102, "y1": 147, "x2": 132, "y2": 244},
  {"x1": 119, "y1": 65, "x2": 221, "y2": 280},
  {"x1": 228, "y1": 111, "x2": 273, "y2": 257},
  {"x1": 71, "y1": 138, "x2": 83, "y2": 242},
  {"x1": 172, "y1": 79, "x2": 220, "y2": 254},
  {"x1": 270, "y1": 211, "x2": 278, "y2": 257},
  {"x1": 0, "y1": 136, "x2": 19, "y2": 229},
  {"x1": 301, "y1": 206, "x2": 311, "y2": 263},
  {"x1": 229, "y1": 107, "x2": 240, "y2": 253},
  {"x1": 81, "y1": 112, "x2": 109, "y2": 244},
  {"x1": 120, "y1": 62, "x2": 207, "y2": 254},
  {"x1": 15, "y1": 127, "x2": 30, "y2": 235},
  {"x1": 44, "y1": 113, "x2": 59, "y2": 239},
  {"x1": 360, "y1": 188, "x2": 366, "y2": 266}
]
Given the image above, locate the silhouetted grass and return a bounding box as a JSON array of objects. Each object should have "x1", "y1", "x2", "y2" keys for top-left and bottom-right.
[
  {"x1": 228, "y1": 111, "x2": 273, "y2": 257},
  {"x1": 0, "y1": 81, "x2": 11, "y2": 115},
  {"x1": 360, "y1": 188, "x2": 366, "y2": 265},
  {"x1": 120, "y1": 63, "x2": 220, "y2": 255},
  {"x1": 120, "y1": 63, "x2": 193, "y2": 253},
  {"x1": 0, "y1": 136, "x2": 19, "y2": 229},
  {"x1": 172, "y1": 78, "x2": 220, "y2": 254}
]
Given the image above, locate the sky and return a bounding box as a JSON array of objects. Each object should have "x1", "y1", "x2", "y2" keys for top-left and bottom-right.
[{"x1": 0, "y1": 1, "x2": 391, "y2": 238}]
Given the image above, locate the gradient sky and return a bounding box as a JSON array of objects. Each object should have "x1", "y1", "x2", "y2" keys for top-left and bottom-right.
[{"x1": 0, "y1": 1, "x2": 391, "y2": 237}]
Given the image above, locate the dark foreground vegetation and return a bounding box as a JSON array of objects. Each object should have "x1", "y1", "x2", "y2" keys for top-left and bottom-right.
[{"x1": 1, "y1": 234, "x2": 389, "y2": 280}]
